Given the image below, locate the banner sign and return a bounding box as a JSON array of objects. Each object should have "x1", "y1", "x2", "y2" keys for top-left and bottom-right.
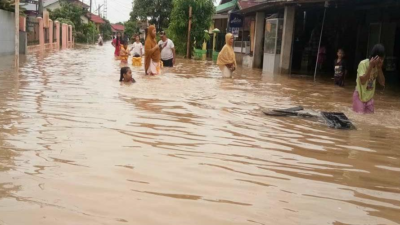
[
  {"x1": 231, "y1": 27, "x2": 240, "y2": 38},
  {"x1": 229, "y1": 13, "x2": 244, "y2": 28}
]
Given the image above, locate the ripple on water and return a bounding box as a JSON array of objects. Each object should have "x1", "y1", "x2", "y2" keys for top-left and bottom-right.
[{"x1": 0, "y1": 43, "x2": 400, "y2": 225}]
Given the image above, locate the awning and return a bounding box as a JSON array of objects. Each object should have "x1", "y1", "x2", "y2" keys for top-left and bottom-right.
[
  {"x1": 216, "y1": 0, "x2": 238, "y2": 14},
  {"x1": 212, "y1": 14, "x2": 229, "y2": 19},
  {"x1": 237, "y1": 0, "x2": 329, "y2": 14}
]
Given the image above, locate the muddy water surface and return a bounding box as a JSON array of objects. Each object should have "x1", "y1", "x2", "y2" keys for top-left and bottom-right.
[{"x1": 1, "y1": 44, "x2": 400, "y2": 225}]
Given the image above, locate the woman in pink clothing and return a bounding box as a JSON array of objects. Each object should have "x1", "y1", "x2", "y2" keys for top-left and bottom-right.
[{"x1": 112, "y1": 33, "x2": 122, "y2": 58}]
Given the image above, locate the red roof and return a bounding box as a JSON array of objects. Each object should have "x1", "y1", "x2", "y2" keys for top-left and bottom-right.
[
  {"x1": 87, "y1": 13, "x2": 105, "y2": 24},
  {"x1": 111, "y1": 24, "x2": 125, "y2": 32}
]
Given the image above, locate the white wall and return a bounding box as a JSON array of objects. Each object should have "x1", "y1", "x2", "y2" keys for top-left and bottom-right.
[
  {"x1": 45, "y1": 2, "x2": 61, "y2": 12},
  {"x1": 81, "y1": 15, "x2": 89, "y2": 24},
  {"x1": 0, "y1": 10, "x2": 15, "y2": 56}
]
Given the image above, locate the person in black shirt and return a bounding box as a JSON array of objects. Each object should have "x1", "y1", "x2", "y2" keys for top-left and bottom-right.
[{"x1": 334, "y1": 49, "x2": 347, "y2": 87}]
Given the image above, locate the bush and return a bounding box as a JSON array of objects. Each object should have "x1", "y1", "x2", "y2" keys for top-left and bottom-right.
[{"x1": 168, "y1": 0, "x2": 214, "y2": 56}]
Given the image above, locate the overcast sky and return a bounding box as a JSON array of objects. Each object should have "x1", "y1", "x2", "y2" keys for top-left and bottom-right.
[{"x1": 83, "y1": 0, "x2": 221, "y2": 24}]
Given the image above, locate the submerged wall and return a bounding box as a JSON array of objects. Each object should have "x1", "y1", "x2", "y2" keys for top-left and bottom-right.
[{"x1": 0, "y1": 9, "x2": 15, "y2": 56}]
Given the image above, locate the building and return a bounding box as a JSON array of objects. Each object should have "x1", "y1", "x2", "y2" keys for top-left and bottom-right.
[
  {"x1": 87, "y1": 13, "x2": 105, "y2": 31},
  {"x1": 214, "y1": 0, "x2": 400, "y2": 84},
  {"x1": 111, "y1": 24, "x2": 125, "y2": 37},
  {"x1": 24, "y1": 0, "x2": 90, "y2": 23}
]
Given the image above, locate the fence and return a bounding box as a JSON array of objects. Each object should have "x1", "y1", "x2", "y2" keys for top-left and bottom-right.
[
  {"x1": 27, "y1": 18, "x2": 39, "y2": 46},
  {"x1": 53, "y1": 23, "x2": 57, "y2": 43},
  {"x1": 44, "y1": 28, "x2": 49, "y2": 44}
]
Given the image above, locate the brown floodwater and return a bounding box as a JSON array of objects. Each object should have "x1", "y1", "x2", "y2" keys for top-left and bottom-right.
[{"x1": 1, "y1": 43, "x2": 400, "y2": 225}]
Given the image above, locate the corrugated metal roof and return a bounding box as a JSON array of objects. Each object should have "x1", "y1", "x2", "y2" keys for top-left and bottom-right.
[{"x1": 216, "y1": 0, "x2": 238, "y2": 13}]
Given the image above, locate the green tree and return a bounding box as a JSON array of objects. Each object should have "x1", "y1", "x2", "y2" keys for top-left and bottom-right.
[
  {"x1": 48, "y1": 0, "x2": 99, "y2": 43},
  {"x1": 130, "y1": 0, "x2": 172, "y2": 31},
  {"x1": 100, "y1": 18, "x2": 113, "y2": 41},
  {"x1": 124, "y1": 20, "x2": 139, "y2": 43},
  {"x1": 168, "y1": 0, "x2": 215, "y2": 56},
  {"x1": 48, "y1": 0, "x2": 84, "y2": 31},
  {"x1": 0, "y1": 0, "x2": 26, "y2": 15}
]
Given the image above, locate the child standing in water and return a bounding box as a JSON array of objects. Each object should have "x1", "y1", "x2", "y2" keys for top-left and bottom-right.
[
  {"x1": 119, "y1": 41, "x2": 130, "y2": 64},
  {"x1": 131, "y1": 35, "x2": 143, "y2": 57},
  {"x1": 352, "y1": 44, "x2": 385, "y2": 114},
  {"x1": 131, "y1": 35, "x2": 143, "y2": 66},
  {"x1": 334, "y1": 49, "x2": 347, "y2": 87},
  {"x1": 119, "y1": 67, "x2": 136, "y2": 83}
]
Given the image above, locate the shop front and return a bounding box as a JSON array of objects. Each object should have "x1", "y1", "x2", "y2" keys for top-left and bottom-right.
[{"x1": 290, "y1": 0, "x2": 400, "y2": 84}]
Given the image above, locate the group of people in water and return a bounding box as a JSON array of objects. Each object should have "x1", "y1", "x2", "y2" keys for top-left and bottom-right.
[
  {"x1": 111, "y1": 25, "x2": 176, "y2": 81},
  {"x1": 108, "y1": 25, "x2": 386, "y2": 115}
]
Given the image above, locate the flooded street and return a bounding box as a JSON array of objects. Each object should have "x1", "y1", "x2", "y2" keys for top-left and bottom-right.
[{"x1": 1, "y1": 43, "x2": 400, "y2": 225}]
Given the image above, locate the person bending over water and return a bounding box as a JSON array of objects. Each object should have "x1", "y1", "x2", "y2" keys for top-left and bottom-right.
[
  {"x1": 352, "y1": 44, "x2": 385, "y2": 114},
  {"x1": 144, "y1": 25, "x2": 161, "y2": 75},
  {"x1": 119, "y1": 67, "x2": 136, "y2": 83},
  {"x1": 217, "y1": 33, "x2": 236, "y2": 78}
]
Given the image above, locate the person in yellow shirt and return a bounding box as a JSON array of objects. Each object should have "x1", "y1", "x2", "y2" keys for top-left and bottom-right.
[
  {"x1": 352, "y1": 44, "x2": 385, "y2": 114},
  {"x1": 119, "y1": 41, "x2": 130, "y2": 64},
  {"x1": 217, "y1": 33, "x2": 236, "y2": 78}
]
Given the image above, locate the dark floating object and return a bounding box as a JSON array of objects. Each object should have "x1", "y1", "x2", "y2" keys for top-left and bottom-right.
[
  {"x1": 263, "y1": 106, "x2": 356, "y2": 130},
  {"x1": 321, "y1": 112, "x2": 355, "y2": 130}
]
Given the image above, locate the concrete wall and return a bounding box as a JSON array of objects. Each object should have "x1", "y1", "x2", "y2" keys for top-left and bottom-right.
[
  {"x1": 253, "y1": 12, "x2": 265, "y2": 68},
  {"x1": 20, "y1": 31, "x2": 27, "y2": 54},
  {"x1": 81, "y1": 15, "x2": 89, "y2": 24},
  {"x1": 280, "y1": 6, "x2": 295, "y2": 74},
  {"x1": 0, "y1": 9, "x2": 15, "y2": 56}
]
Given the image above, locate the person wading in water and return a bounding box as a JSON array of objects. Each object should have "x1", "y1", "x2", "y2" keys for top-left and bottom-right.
[
  {"x1": 144, "y1": 25, "x2": 161, "y2": 75},
  {"x1": 352, "y1": 44, "x2": 386, "y2": 114},
  {"x1": 158, "y1": 31, "x2": 176, "y2": 67},
  {"x1": 217, "y1": 33, "x2": 236, "y2": 78},
  {"x1": 112, "y1": 33, "x2": 122, "y2": 59}
]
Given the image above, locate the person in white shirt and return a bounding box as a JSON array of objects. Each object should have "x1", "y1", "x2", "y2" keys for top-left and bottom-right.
[
  {"x1": 158, "y1": 31, "x2": 176, "y2": 67},
  {"x1": 130, "y1": 35, "x2": 143, "y2": 57},
  {"x1": 98, "y1": 34, "x2": 103, "y2": 46}
]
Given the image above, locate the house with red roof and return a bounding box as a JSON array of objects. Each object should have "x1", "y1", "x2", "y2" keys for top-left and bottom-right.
[
  {"x1": 111, "y1": 24, "x2": 125, "y2": 36},
  {"x1": 87, "y1": 13, "x2": 106, "y2": 31}
]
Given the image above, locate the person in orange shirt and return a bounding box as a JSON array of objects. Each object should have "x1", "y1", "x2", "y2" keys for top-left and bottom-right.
[{"x1": 119, "y1": 40, "x2": 130, "y2": 64}]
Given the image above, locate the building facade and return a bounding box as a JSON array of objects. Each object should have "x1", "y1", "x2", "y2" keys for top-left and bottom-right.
[{"x1": 214, "y1": 0, "x2": 400, "y2": 84}]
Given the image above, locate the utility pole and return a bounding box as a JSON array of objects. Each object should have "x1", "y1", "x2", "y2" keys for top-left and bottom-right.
[
  {"x1": 96, "y1": 4, "x2": 104, "y2": 17},
  {"x1": 186, "y1": 6, "x2": 192, "y2": 59},
  {"x1": 15, "y1": 0, "x2": 20, "y2": 67},
  {"x1": 103, "y1": 0, "x2": 108, "y2": 19},
  {"x1": 38, "y1": 0, "x2": 43, "y2": 17},
  {"x1": 89, "y1": 0, "x2": 92, "y2": 18}
]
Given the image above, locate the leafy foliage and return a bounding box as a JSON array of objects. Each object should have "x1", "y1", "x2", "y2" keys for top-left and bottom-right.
[
  {"x1": 124, "y1": 20, "x2": 139, "y2": 43},
  {"x1": 130, "y1": 0, "x2": 173, "y2": 31},
  {"x1": 168, "y1": 0, "x2": 215, "y2": 56},
  {"x1": 0, "y1": 0, "x2": 26, "y2": 15},
  {"x1": 100, "y1": 18, "x2": 113, "y2": 41},
  {"x1": 48, "y1": 1, "x2": 84, "y2": 31},
  {"x1": 48, "y1": 0, "x2": 101, "y2": 43}
]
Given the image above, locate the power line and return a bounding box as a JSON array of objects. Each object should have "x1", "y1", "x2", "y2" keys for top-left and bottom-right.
[{"x1": 103, "y1": 0, "x2": 108, "y2": 19}]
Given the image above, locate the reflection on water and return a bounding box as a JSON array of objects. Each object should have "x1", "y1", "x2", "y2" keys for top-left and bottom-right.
[{"x1": 1, "y1": 44, "x2": 400, "y2": 225}]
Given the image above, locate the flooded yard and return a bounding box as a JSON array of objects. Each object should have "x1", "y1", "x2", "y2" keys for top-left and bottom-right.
[{"x1": 1, "y1": 44, "x2": 400, "y2": 225}]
